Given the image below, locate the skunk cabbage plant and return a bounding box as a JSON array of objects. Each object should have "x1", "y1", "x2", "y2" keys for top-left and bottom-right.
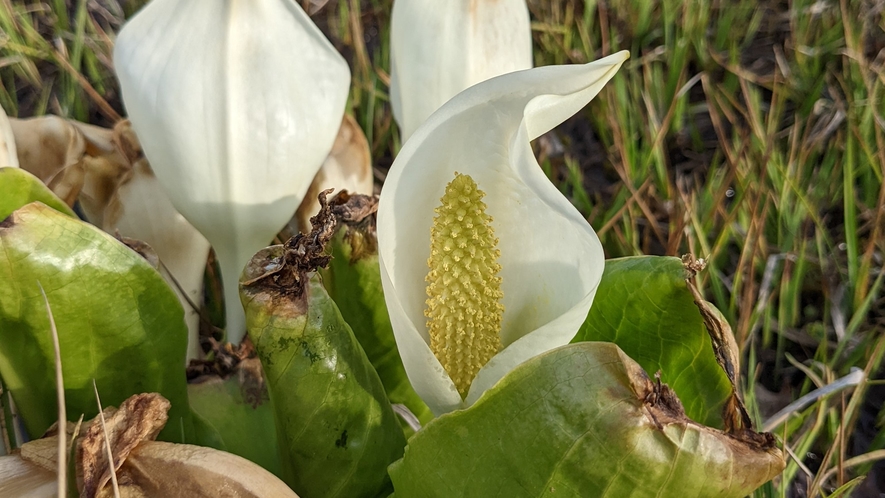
[{"x1": 378, "y1": 51, "x2": 630, "y2": 415}]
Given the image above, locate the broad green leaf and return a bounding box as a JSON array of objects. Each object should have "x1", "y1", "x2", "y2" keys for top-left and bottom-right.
[
  {"x1": 573, "y1": 256, "x2": 731, "y2": 427},
  {"x1": 324, "y1": 229, "x2": 432, "y2": 425},
  {"x1": 189, "y1": 373, "x2": 281, "y2": 477},
  {"x1": 0, "y1": 202, "x2": 193, "y2": 442},
  {"x1": 389, "y1": 342, "x2": 784, "y2": 498},
  {"x1": 242, "y1": 247, "x2": 406, "y2": 498},
  {"x1": 0, "y1": 167, "x2": 75, "y2": 219}
]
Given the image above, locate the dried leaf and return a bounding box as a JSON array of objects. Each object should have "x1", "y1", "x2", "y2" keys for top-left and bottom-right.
[
  {"x1": 77, "y1": 393, "x2": 170, "y2": 498},
  {"x1": 0, "y1": 453, "x2": 56, "y2": 497},
  {"x1": 295, "y1": 114, "x2": 373, "y2": 231},
  {"x1": 9, "y1": 116, "x2": 133, "y2": 222},
  {"x1": 5, "y1": 392, "x2": 298, "y2": 498},
  {"x1": 10, "y1": 115, "x2": 89, "y2": 205},
  {"x1": 19, "y1": 437, "x2": 63, "y2": 474},
  {"x1": 20, "y1": 413, "x2": 87, "y2": 473},
  {"x1": 682, "y1": 254, "x2": 751, "y2": 434},
  {"x1": 74, "y1": 121, "x2": 137, "y2": 225},
  {"x1": 328, "y1": 190, "x2": 378, "y2": 261},
  {"x1": 97, "y1": 441, "x2": 300, "y2": 498}
]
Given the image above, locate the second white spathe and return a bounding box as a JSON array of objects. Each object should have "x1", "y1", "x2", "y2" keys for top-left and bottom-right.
[
  {"x1": 114, "y1": 0, "x2": 351, "y2": 344},
  {"x1": 389, "y1": 0, "x2": 533, "y2": 141}
]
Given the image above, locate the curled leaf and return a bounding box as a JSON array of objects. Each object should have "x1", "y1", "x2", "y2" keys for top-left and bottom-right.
[
  {"x1": 681, "y1": 254, "x2": 749, "y2": 433},
  {"x1": 389, "y1": 342, "x2": 785, "y2": 498}
]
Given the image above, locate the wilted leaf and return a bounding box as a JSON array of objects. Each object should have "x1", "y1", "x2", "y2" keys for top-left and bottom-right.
[
  {"x1": 0, "y1": 202, "x2": 193, "y2": 442},
  {"x1": 294, "y1": 114, "x2": 374, "y2": 232},
  {"x1": 681, "y1": 254, "x2": 752, "y2": 433},
  {"x1": 573, "y1": 256, "x2": 732, "y2": 427},
  {"x1": 389, "y1": 342, "x2": 784, "y2": 498},
  {"x1": 9, "y1": 116, "x2": 133, "y2": 222}
]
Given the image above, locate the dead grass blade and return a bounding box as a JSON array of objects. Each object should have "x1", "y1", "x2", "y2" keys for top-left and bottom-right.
[
  {"x1": 37, "y1": 281, "x2": 66, "y2": 497},
  {"x1": 91, "y1": 379, "x2": 120, "y2": 498}
]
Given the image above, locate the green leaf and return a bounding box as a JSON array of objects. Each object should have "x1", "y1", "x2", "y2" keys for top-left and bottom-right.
[
  {"x1": 573, "y1": 256, "x2": 731, "y2": 427},
  {"x1": 189, "y1": 373, "x2": 281, "y2": 477},
  {"x1": 0, "y1": 167, "x2": 75, "y2": 220},
  {"x1": 0, "y1": 202, "x2": 193, "y2": 442},
  {"x1": 242, "y1": 247, "x2": 406, "y2": 498},
  {"x1": 389, "y1": 342, "x2": 783, "y2": 498},
  {"x1": 324, "y1": 230, "x2": 432, "y2": 426}
]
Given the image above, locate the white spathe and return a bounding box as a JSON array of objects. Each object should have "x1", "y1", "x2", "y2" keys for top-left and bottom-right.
[
  {"x1": 378, "y1": 51, "x2": 630, "y2": 416},
  {"x1": 389, "y1": 0, "x2": 533, "y2": 142},
  {"x1": 114, "y1": 0, "x2": 351, "y2": 344}
]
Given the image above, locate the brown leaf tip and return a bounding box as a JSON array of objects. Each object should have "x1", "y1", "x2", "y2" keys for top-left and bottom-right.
[
  {"x1": 329, "y1": 190, "x2": 379, "y2": 261},
  {"x1": 681, "y1": 253, "x2": 708, "y2": 278},
  {"x1": 241, "y1": 189, "x2": 338, "y2": 293},
  {"x1": 641, "y1": 371, "x2": 688, "y2": 429}
]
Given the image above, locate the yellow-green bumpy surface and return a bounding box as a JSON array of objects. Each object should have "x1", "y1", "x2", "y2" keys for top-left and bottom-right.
[{"x1": 425, "y1": 173, "x2": 504, "y2": 397}]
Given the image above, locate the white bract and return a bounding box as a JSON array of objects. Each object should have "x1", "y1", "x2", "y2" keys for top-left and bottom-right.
[
  {"x1": 389, "y1": 0, "x2": 532, "y2": 141},
  {"x1": 114, "y1": 0, "x2": 350, "y2": 344},
  {"x1": 378, "y1": 51, "x2": 630, "y2": 416}
]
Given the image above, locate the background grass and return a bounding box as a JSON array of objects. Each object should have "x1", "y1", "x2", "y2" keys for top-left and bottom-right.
[{"x1": 1, "y1": 0, "x2": 884, "y2": 495}]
